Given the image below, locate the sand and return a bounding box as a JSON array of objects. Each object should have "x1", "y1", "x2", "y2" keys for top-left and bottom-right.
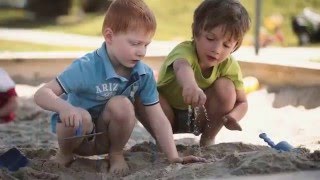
[{"x1": 0, "y1": 84, "x2": 319, "y2": 179}]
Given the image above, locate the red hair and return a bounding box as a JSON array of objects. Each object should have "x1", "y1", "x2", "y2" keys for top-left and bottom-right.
[{"x1": 102, "y1": 0, "x2": 156, "y2": 35}]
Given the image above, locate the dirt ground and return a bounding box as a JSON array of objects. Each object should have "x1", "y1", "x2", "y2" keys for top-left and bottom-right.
[{"x1": 0, "y1": 84, "x2": 319, "y2": 179}]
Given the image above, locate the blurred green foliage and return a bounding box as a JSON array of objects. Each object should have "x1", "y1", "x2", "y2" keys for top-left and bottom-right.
[
  {"x1": 241, "y1": 0, "x2": 320, "y2": 46},
  {"x1": 0, "y1": 40, "x2": 91, "y2": 51},
  {"x1": 0, "y1": 0, "x2": 320, "y2": 48}
]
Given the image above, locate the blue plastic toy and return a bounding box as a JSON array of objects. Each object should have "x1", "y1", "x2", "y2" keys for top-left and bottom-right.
[
  {"x1": 0, "y1": 147, "x2": 29, "y2": 171},
  {"x1": 75, "y1": 123, "x2": 83, "y2": 136},
  {"x1": 259, "y1": 133, "x2": 294, "y2": 152}
]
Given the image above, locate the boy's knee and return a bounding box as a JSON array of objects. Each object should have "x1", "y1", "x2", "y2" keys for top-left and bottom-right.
[
  {"x1": 210, "y1": 77, "x2": 236, "y2": 108},
  {"x1": 79, "y1": 109, "x2": 92, "y2": 123},
  {"x1": 79, "y1": 109, "x2": 93, "y2": 132},
  {"x1": 104, "y1": 96, "x2": 135, "y2": 122}
]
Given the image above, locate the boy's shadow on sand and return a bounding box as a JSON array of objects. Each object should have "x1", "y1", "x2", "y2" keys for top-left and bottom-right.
[{"x1": 269, "y1": 86, "x2": 320, "y2": 109}]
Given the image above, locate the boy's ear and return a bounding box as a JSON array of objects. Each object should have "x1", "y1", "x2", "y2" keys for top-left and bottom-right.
[{"x1": 103, "y1": 28, "x2": 113, "y2": 44}]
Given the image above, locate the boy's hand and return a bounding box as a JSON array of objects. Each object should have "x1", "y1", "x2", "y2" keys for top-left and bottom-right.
[
  {"x1": 222, "y1": 115, "x2": 242, "y2": 131},
  {"x1": 182, "y1": 84, "x2": 206, "y2": 107},
  {"x1": 58, "y1": 106, "x2": 83, "y2": 128},
  {"x1": 181, "y1": 155, "x2": 208, "y2": 164},
  {"x1": 170, "y1": 156, "x2": 207, "y2": 164}
]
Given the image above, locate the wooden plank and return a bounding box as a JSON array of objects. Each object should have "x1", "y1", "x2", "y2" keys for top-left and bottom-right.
[{"x1": 0, "y1": 53, "x2": 319, "y2": 87}]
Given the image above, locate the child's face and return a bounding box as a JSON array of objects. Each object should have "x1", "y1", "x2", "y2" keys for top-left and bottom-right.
[
  {"x1": 107, "y1": 29, "x2": 153, "y2": 68},
  {"x1": 194, "y1": 25, "x2": 238, "y2": 69}
]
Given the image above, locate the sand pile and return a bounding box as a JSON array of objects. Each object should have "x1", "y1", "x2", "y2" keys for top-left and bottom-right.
[{"x1": 0, "y1": 85, "x2": 319, "y2": 179}]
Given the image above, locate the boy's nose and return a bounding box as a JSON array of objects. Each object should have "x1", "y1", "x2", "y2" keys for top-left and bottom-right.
[
  {"x1": 137, "y1": 46, "x2": 146, "y2": 58},
  {"x1": 211, "y1": 43, "x2": 222, "y2": 55}
]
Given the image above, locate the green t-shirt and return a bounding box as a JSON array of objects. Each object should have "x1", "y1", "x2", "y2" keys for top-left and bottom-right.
[{"x1": 157, "y1": 41, "x2": 244, "y2": 110}]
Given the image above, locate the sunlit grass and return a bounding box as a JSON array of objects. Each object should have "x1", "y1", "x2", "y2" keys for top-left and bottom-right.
[
  {"x1": 0, "y1": 0, "x2": 320, "y2": 50},
  {"x1": 0, "y1": 40, "x2": 92, "y2": 52}
]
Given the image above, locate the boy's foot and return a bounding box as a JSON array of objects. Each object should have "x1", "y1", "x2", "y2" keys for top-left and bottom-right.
[
  {"x1": 109, "y1": 152, "x2": 129, "y2": 176},
  {"x1": 199, "y1": 136, "x2": 215, "y2": 147},
  {"x1": 52, "y1": 151, "x2": 75, "y2": 167},
  {"x1": 223, "y1": 117, "x2": 242, "y2": 131}
]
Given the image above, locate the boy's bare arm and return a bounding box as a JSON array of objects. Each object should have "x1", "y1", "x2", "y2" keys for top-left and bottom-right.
[
  {"x1": 173, "y1": 59, "x2": 197, "y2": 88},
  {"x1": 34, "y1": 79, "x2": 73, "y2": 113},
  {"x1": 144, "y1": 104, "x2": 206, "y2": 163},
  {"x1": 143, "y1": 104, "x2": 180, "y2": 161},
  {"x1": 225, "y1": 89, "x2": 248, "y2": 122},
  {"x1": 173, "y1": 59, "x2": 206, "y2": 106},
  {"x1": 34, "y1": 79, "x2": 84, "y2": 127}
]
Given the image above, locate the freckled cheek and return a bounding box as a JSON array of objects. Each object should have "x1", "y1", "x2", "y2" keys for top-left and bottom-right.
[
  {"x1": 126, "y1": 48, "x2": 138, "y2": 59},
  {"x1": 199, "y1": 45, "x2": 208, "y2": 56},
  {"x1": 204, "y1": 41, "x2": 214, "y2": 51},
  {"x1": 219, "y1": 53, "x2": 229, "y2": 61},
  {"x1": 132, "y1": 47, "x2": 139, "y2": 55}
]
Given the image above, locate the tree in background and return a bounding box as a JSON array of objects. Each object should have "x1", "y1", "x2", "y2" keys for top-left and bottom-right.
[
  {"x1": 24, "y1": 0, "x2": 112, "y2": 19},
  {"x1": 81, "y1": 0, "x2": 112, "y2": 13},
  {"x1": 26, "y1": 0, "x2": 72, "y2": 18}
]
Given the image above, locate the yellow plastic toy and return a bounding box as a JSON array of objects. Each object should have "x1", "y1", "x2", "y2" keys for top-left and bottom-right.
[{"x1": 243, "y1": 76, "x2": 259, "y2": 94}]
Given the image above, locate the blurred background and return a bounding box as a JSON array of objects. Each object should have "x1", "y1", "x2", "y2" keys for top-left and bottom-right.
[
  {"x1": 0, "y1": 0, "x2": 320, "y2": 52},
  {"x1": 0, "y1": 3, "x2": 319, "y2": 178}
]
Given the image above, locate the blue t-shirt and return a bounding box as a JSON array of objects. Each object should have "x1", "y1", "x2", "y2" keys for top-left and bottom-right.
[{"x1": 51, "y1": 42, "x2": 158, "y2": 132}]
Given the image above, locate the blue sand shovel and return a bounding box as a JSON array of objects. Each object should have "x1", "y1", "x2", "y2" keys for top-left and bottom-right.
[
  {"x1": 75, "y1": 123, "x2": 83, "y2": 136},
  {"x1": 0, "y1": 147, "x2": 29, "y2": 171},
  {"x1": 259, "y1": 133, "x2": 294, "y2": 152}
]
